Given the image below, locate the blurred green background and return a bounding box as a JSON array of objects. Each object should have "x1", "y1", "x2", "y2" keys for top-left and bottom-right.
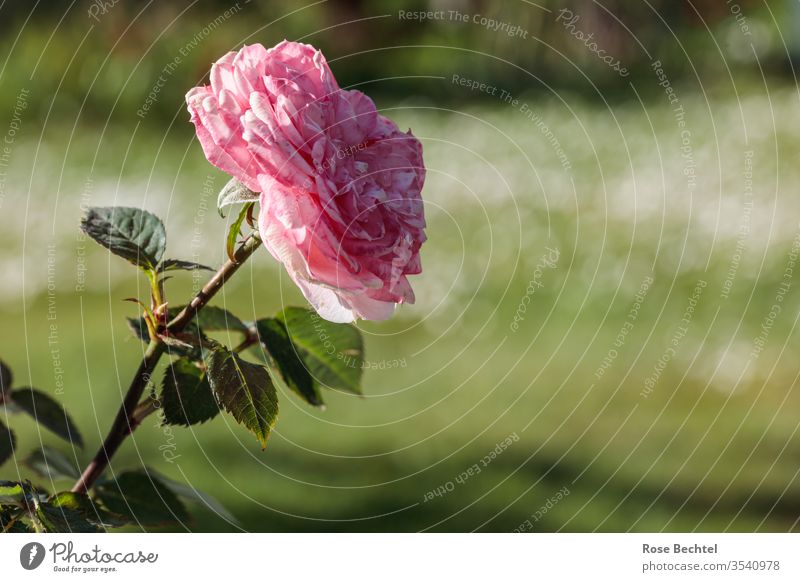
[{"x1": 1, "y1": 0, "x2": 800, "y2": 532}]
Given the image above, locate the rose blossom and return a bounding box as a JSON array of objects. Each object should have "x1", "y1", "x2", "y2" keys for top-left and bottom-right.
[{"x1": 186, "y1": 41, "x2": 426, "y2": 323}]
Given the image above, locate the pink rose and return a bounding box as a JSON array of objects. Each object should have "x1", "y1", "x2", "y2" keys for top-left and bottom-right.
[{"x1": 186, "y1": 41, "x2": 426, "y2": 323}]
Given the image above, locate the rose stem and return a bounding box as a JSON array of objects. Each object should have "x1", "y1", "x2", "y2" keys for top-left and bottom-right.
[{"x1": 71, "y1": 234, "x2": 263, "y2": 494}]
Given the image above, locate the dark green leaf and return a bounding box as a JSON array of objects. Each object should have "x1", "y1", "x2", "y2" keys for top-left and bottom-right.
[
  {"x1": 11, "y1": 387, "x2": 84, "y2": 447},
  {"x1": 0, "y1": 480, "x2": 25, "y2": 505},
  {"x1": 277, "y1": 307, "x2": 364, "y2": 394},
  {"x1": 0, "y1": 507, "x2": 30, "y2": 532},
  {"x1": 159, "y1": 259, "x2": 213, "y2": 273},
  {"x1": 0, "y1": 421, "x2": 14, "y2": 466},
  {"x1": 50, "y1": 491, "x2": 91, "y2": 511},
  {"x1": 217, "y1": 177, "x2": 259, "y2": 217},
  {"x1": 80, "y1": 206, "x2": 166, "y2": 269},
  {"x1": 127, "y1": 307, "x2": 205, "y2": 360},
  {"x1": 0, "y1": 359, "x2": 12, "y2": 399},
  {"x1": 255, "y1": 318, "x2": 322, "y2": 407},
  {"x1": 165, "y1": 335, "x2": 206, "y2": 362},
  {"x1": 24, "y1": 446, "x2": 80, "y2": 481},
  {"x1": 35, "y1": 498, "x2": 101, "y2": 533},
  {"x1": 126, "y1": 316, "x2": 150, "y2": 342},
  {"x1": 226, "y1": 202, "x2": 253, "y2": 262},
  {"x1": 128, "y1": 305, "x2": 246, "y2": 348},
  {"x1": 94, "y1": 471, "x2": 189, "y2": 526},
  {"x1": 50, "y1": 491, "x2": 127, "y2": 528},
  {"x1": 195, "y1": 306, "x2": 248, "y2": 334},
  {"x1": 160, "y1": 359, "x2": 219, "y2": 426},
  {"x1": 148, "y1": 470, "x2": 238, "y2": 525},
  {"x1": 205, "y1": 343, "x2": 278, "y2": 449}
]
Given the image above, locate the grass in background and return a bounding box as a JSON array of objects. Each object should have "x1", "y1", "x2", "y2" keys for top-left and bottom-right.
[{"x1": 2, "y1": 86, "x2": 800, "y2": 531}]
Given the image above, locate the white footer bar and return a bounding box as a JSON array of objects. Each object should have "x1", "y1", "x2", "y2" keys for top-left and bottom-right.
[{"x1": 2, "y1": 533, "x2": 797, "y2": 581}]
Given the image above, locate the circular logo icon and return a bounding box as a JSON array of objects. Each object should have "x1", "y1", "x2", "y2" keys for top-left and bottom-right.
[{"x1": 19, "y1": 542, "x2": 46, "y2": 570}]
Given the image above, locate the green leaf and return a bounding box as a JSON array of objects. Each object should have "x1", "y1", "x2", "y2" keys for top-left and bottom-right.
[
  {"x1": 126, "y1": 316, "x2": 151, "y2": 342},
  {"x1": 0, "y1": 421, "x2": 14, "y2": 466},
  {"x1": 11, "y1": 387, "x2": 84, "y2": 447},
  {"x1": 94, "y1": 471, "x2": 189, "y2": 526},
  {"x1": 35, "y1": 497, "x2": 101, "y2": 533},
  {"x1": 128, "y1": 314, "x2": 200, "y2": 356},
  {"x1": 24, "y1": 446, "x2": 80, "y2": 481},
  {"x1": 196, "y1": 305, "x2": 248, "y2": 334},
  {"x1": 148, "y1": 470, "x2": 238, "y2": 525},
  {"x1": 0, "y1": 480, "x2": 25, "y2": 505},
  {"x1": 205, "y1": 343, "x2": 278, "y2": 449},
  {"x1": 277, "y1": 307, "x2": 364, "y2": 394},
  {"x1": 127, "y1": 305, "x2": 246, "y2": 348},
  {"x1": 158, "y1": 259, "x2": 213, "y2": 273},
  {"x1": 50, "y1": 491, "x2": 91, "y2": 511},
  {"x1": 0, "y1": 359, "x2": 12, "y2": 399},
  {"x1": 217, "y1": 177, "x2": 259, "y2": 217},
  {"x1": 49, "y1": 491, "x2": 127, "y2": 528},
  {"x1": 127, "y1": 307, "x2": 205, "y2": 360},
  {"x1": 160, "y1": 334, "x2": 199, "y2": 354},
  {"x1": 255, "y1": 318, "x2": 322, "y2": 407},
  {"x1": 0, "y1": 507, "x2": 30, "y2": 532},
  {"x1": 80, "y1": 206, "x2": 166, "y2": 270},
  {"x1": 160, "y1": 359, "x2": 219, "y2": 426},
  {"x1": 226, "y1": 202, "x2": 253, "y2": 262}
]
